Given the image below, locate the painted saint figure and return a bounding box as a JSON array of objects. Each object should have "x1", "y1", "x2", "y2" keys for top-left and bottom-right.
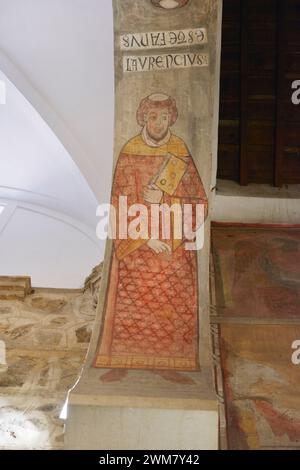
[{"x1": 95, "y1": 93, "x2": 208, "y2": 371}]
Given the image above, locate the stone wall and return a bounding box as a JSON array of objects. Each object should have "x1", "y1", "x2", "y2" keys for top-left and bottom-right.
[{"x1": 0, "y1": 266, "x2": 102, "y2": 450}]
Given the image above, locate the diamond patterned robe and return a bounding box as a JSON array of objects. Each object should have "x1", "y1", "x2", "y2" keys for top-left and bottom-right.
[{"x1": 94, "y1": 133, "x2": 208, "y2": 371}]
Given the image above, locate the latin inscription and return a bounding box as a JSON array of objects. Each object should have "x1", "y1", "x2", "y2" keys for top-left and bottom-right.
[
  {"x1": 123, "y1": 52, "x2": 209, "y2": 73},
  {"x1": 120, "y1": 28, "x2": 207, "y2": 51}
]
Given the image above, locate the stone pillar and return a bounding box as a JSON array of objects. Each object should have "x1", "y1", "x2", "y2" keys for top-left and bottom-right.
[{"x1": 65, "y1": 0, "x2": 222, "y2": 450}]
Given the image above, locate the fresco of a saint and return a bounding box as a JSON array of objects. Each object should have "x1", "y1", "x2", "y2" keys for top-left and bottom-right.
[{"x1": 94, "y1": 93, "x2": 207, "y2": 371}]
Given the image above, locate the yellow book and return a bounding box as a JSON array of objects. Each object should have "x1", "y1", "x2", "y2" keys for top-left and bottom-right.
[{"x1": 154, "y1": 153, "x2": 188, "y2": 196}]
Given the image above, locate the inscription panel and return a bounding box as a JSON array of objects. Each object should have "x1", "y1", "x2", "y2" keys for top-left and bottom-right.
[
  {"x1": 123, "y1": 52, "x2": 209, "y2": 72},
  {"x1": 120, "y1": 28, "x2": 208, "y2": 51}
]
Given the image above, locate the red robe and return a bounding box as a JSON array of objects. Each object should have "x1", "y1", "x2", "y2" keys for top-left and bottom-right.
[{"x1": 94, "y1": 133, "x2": 208, "y2": 371}]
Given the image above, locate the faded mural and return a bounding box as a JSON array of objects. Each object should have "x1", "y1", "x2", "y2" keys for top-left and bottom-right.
[{"x1": 212, "y1": 225, "x2": 300, "y2": 449}]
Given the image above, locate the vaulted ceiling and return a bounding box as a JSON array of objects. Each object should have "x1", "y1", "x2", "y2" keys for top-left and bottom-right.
[{"x1": 0, "y1": 0, "x2": 114, "y2": 287}]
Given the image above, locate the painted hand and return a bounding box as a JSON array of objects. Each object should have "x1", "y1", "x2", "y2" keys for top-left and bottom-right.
[
  {"x1": 147, "y1": 240, "x2": 171, "y2": 255},
  {"x1": 143, "y1": 185, "x2": 163, "y2": 204}
]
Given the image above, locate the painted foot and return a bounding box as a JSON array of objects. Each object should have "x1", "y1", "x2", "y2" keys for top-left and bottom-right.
[
  {"x1": 153, "y1": 370, "x2": 196, "y2": 385},
  {"x1": 100, "y1": 369, "x2": 128, "y2": 383}
]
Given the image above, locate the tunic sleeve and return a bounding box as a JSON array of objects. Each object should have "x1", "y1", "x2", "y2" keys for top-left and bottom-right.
[
  {"x1": 112, "y1": 153, "x2": 149, "y2": 261},
  {"x1": 172, "y1": 156, "x2": 208, "y2": 216},
  {"x1": 165, "y1": 155, "x2": 208, "y2": 249}
]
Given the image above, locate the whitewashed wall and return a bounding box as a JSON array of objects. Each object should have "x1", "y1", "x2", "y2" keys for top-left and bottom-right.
[
  {"x1": 0, "y1": 0, "x2": 114, "y2": 202},
  {"x1": 0, "y1": 0, "x2": 114, "y2": 287},
  {"x1": 0, "y1": 200, "x2": 101, "y2": 288}
]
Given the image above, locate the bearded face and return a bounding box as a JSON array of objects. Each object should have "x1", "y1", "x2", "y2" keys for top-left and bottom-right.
[
  {"x1": 151, "y1": 0, "x2": 190, "y2": 9},
  {"x1": 145, "y1": 107, "x2": 170, "y2": 142}
]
